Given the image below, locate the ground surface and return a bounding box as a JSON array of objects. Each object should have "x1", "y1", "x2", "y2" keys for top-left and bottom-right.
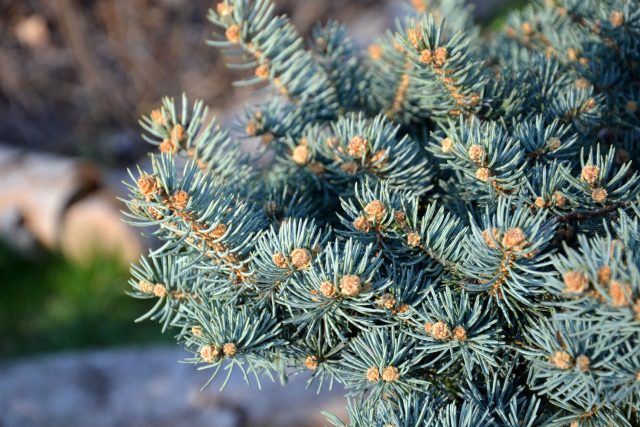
[{"x1": 0, "y1": 346, "x2": 347, "y2": 427}]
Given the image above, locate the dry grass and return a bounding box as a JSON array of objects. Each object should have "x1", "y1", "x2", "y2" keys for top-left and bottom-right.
[{"x1": 0, "y1": 0, "x2": 382, "y2": 165}]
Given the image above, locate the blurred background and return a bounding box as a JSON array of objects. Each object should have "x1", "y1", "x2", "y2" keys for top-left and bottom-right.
[{"x1": 0, "y1": 1, "x2": 521, "y2": 426}]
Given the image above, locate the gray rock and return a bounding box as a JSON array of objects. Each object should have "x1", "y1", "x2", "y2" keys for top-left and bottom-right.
[{"x1": 0, "y1": 346, "x2": 347, "y2": 427}]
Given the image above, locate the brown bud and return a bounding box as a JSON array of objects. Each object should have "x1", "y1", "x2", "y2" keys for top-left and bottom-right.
[
  {"x1": 407, "y1": 232, "x2": 421, "y2": 247},
  {"x1": 434, "y1": 47, "x2": 448, "y2": 66},
  {"x1": 394, "y1": 211, "x2": 407, "y2": 223},
  {"x1": 368, "y1": 44, "x2": 382, "y2": 60},
  {"x1": 546, "y1": 46, "x2": 557, "y2": 58},
  {"x1": 420, "y1": 49, "x2": 433, "y2": 64},
  {"x1": 468, "y1": 144, "x2": 485, "y2": 163},
  {"x1": 482, "y1": 228, "x2": 501, "y2": 250},
  {"x1": 210, "y1": 223, "x2": 227, "y2": 240},
  {"x1": 308, "y1": 162, "x2": 325, "y2": 175},
  {"x1": 370, "y1": 149, "x2": 386, "y2": 167},
  {"x1": 581, "y1": 165, "x2": 600, "y2": 186},
  {"x1": 159, "y1": 139, "x2": 177, "y2": 154},
  {"x1": 584, "y1": 98, "x2": 596, "y2": 110},
  {"x1": 591, "y1": 188, "x2": 607, "y2": 204},
  {"x1": 367, "y1": 367, "x2": 380, "y2": 382},
  {"x1": 567, "y1": 47, "x2": 579, "y2": 61},
  {"x1": 305, "y1": 355, "x2": 319, "y2": 370},
  {"x1": 610, "y1": 10, "x2": 624, "y2": 27},
  {"x1": 364, "y1": 200, "x2": 386, "y2": 223},
  {"x1": 191, "y1": 326, "x2": 204, "y2": 337},
  {"x1": 150, "y1": 109, "x2": 166, "y2": 126},
  {"x1": 547, "y1": 137, "x2": 561, "y2": 151},
  {"x1": 382, "y1": 366, "x2": 400, "y2": 382},
  {"x1": 200, "y1": 345, "x2": 220, "y2": 363},
  {"x1": 223, "y1": 342, "x2": 237, "y2": 357},
  {"x1": 378, "y1": 293, "x2": 397, "y2": 310},
  {"x1": 502, "y1": 227, "x2": 527, "y2": 250},
  {"x1": 292, "y1": 145, "x2": 309, "y2": 165},
  {"x1": 453, "y1": 325, "x2": 467, "y2": 341},
  {"x1": 597, "y1": 266, "x2": 611, "y2": 285},
  {"x1": 348, "y1": 136, "x2": 369, "y2": 159},
  {"x1": 575, "y1": 78, "x2": 590, "y2": 90},
  {"x1": 609, "y1": 281, "x2": 631, "y2": 306},
  {"x1": 341, "y1": 162, "x2": 359, "y2": 174},
  {"x1": 225, "y1": 25, "x2": 241, "y2": 43},
  {"x1": 626, "y1": 101, "x2": 638, "y2": 114},
  {"x1": 138, "y1": 280, "x2": 154, "y2": 294},
  {"x1": 476, "y1": 167, "x2": 490, "y2": 182},
  {"x1": 171, "y1": 190, "x2": 190, "y2": 211},
  {"x1": 563, "y1": 270, "x2": 589, "y2": 294},
  {"x1": 320, "y1": 281, "x2": 337, "y2": 298},
  {"x1": 432, "y1": 321, "x2": 451, "y2": 340},
  {"x1": 521, "y1": 22, "x2": 534, "y2": 35},
  {"x1": 553, "y1": 191, "x2": 566, "y2": 208},
  {"x1": 441, "y1": 137, "x2": 454, "y2": 153},
  {"x1": 534, "y1": 197, "x2": 546, "y2": 209},
  {"x1": 255, "y1": 63, "x2": 270, "y2": 80},
  {"x1": 340, "y1": 275, "x2": 362, "y2": 297},
  {"x1": 153, "y1": 283, "x2": 167, "y2": 298},
  {"x1": 353, "y1": 216, "x2": 371, "y2": 232},
  {"x1": 171, "y1": 124, "x2": 185, "y2": 143},
  {"x1": 272, "y1": 252, "x2": 288, "y2": 269},
  {"x1": 290, "y1": 248, "x2": 311, "y2": 270},
  {"x1": 549, "y1": 351, "x2": 572, "y2": 370},
  {"x1": 411, "y1": 0, "x2": 426, "y2": 12},
  {"x1": 468, "y1": 93, "x2": 481, "y2": 107},
  {"x1": 216, "y1": 2, "x2": 233, "y2": 16},
  {"x1": 137, "y1": 175, "x2": 158, "y2": 197},
  {"x1": 576, "y1": 355, "x2": 590, "y2": 372},
  {"x1": 424, "y1": 322, "x2": 433, "y2": 335},
  {"x1": 147, "y1": 207, "x2": 164, "y2": 220},
  {"x1": 407, "y1": 28, "x2": 421, "y2": 48}
]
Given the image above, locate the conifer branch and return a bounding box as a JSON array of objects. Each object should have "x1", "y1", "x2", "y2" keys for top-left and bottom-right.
[{"x1": 122, "y1": 0, "x2": 640, "y2": 425}]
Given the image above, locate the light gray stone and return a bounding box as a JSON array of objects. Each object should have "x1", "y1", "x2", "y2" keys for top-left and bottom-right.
[{"x1": 0, "y1": 346, "x2": 347, "y2": 427}]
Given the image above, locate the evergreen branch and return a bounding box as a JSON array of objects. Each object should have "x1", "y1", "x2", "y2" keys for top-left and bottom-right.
[{"x1": 122, "y1": 1, "x2": 640, "y2": 425}]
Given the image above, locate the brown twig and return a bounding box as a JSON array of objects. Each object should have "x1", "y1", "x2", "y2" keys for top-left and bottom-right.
[{"x1": 557, "y1": 202, "x2": 628, "y2": 223}]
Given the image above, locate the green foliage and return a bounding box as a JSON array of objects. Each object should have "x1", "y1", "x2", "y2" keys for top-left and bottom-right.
[
  {"x1": 124, "y1": 0, "x2": 640, "y2": 425},
  {"x1": 0, "y1": 244, "x2": 167, "y2": 357}
]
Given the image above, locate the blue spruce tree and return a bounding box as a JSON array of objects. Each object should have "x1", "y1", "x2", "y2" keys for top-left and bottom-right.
[{"x1": 124, "y1": 0, "x2": 640, "y2": 425}]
